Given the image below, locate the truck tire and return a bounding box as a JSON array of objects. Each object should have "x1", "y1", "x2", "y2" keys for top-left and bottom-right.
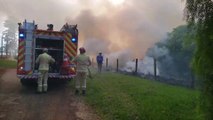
[
  {"x1": 20, "y1": 79, "x2": 37, "y2": 86},
  {"x1": 20, "y1": 79, "x2": 27, "y2": 86}
]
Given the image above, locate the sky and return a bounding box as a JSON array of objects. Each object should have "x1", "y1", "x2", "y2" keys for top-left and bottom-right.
[{"x1": 0, "y1": 0, "x2": 186, "y2": 61}]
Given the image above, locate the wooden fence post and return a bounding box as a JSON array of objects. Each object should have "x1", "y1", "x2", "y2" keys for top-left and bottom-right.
[
  {"x1": 154, "y1": 58, "x2": 157, "y2": 80},
  {"x1": 116, "y1": 59, "x2": 119, "y2": 72},
  {"x1": 91, "y1": 58, "x2": 94, "y2": 67},
  {"x1": 135, "y1": 58, "x2": 138, "y2": 74},
  {"x1": 190, "y1": 70, "x2": 195, "y2": 88},
  {"x1": 106, "y1": 58, "x2": 108, "y2": 68}
]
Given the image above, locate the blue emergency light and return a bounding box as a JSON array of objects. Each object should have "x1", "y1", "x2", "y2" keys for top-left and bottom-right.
[
  {"x1": 71, "y1": 38, "x2": 77, "y2": 43},
  {"x1": 19, "y1": 33, "x2": 25, "y2": 39}
]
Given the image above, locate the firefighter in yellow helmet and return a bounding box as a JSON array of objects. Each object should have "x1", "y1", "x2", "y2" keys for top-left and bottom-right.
[
  {"x1": 72, "y1": 47, "x2": 91, "y2": 95},
  {"x1": 36, "y1": 48, "x2": 55, "y2": 93}
]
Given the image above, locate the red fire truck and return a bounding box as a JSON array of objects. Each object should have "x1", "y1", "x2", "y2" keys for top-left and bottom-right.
[{"x1": 17, "y1": 20, "x2": 78, "y2": 84}]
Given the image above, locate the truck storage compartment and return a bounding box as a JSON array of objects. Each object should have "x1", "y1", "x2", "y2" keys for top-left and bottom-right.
[{"x1": 34, "y1": 38, "x2": 64, "y2": 73}]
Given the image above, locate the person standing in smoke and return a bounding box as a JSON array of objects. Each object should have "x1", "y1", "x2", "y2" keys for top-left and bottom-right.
[
  {"x1": 36, "y1": 48, "x2": 55, "y2": 93},
  {"x1": 72, "y1": 47, "x2": 91, "y2": 95},
  {"x1": 96, "y1": 52, "x2": 104, "y2": 73}
]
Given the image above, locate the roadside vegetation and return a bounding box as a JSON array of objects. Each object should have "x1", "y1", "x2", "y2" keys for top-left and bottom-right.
[
  {"x1": 84, "y1": 72, "x2": 203, "y2": 120},
  {"x1": 0, "y1": 59, "x2": 17, "y2": 69},
  {"x1": 185, "y1": 0, "x2": 213, "y2": 119}
]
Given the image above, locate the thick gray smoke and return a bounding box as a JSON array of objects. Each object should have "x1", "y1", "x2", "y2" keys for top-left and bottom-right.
[
  {"x1": 122, "y1": 56, "x2": 159, "y2": 75},
  {"x1": 146, "y1": 44, "x2": 169, "y2": 59},
  {"x1": 121, "y1": 41, "x2": 169, "y2": 75},
  {"x1": 65, "y1": 0, "x2": 185, "y2": 67},
  {"x1": 0, "y1": 0, "x2": 185, "y2": 65},
  {"x1": 121, "y1": 40, "x2": 172, "y2": 76},
  {"x1": 107, "y1": 49, "x2": 133, "y2": 69}
]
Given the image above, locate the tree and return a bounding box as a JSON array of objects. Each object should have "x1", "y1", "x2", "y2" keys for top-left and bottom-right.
[
  {"x1": 3, "y1": 30, "x2": 17, "y2": 56},
  {"x1": 184, "y1": 0, "x2": 213, "y2": 119},
  {"x1": 147, "y1": 25, "x2": 196, "y2": 87},
  {"x1": 3, "y1": 16, "x2": 18, "y2": 57}
]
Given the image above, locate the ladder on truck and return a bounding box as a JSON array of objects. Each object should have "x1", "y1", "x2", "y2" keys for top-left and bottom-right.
[{"x1": 23, "y1": 20, "x2": 34, "y2": 72}]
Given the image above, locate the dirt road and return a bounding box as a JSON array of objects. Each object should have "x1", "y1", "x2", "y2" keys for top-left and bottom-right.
[{"x1": 0, "y1": 69, "x2": 100, "y2": 120}]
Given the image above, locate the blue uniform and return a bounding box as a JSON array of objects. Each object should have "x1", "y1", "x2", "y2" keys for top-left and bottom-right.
[{"x1": 96, "y1": 54, "x2": 103, "y2": 72}]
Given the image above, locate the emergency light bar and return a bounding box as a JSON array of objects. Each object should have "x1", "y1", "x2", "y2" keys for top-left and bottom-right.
[
  {"x1": 71, "y1": 38, "x2": 77, "y2": 43},
  {"x1": 19, "y1": 33, "x2": 25, "y2": 39}
]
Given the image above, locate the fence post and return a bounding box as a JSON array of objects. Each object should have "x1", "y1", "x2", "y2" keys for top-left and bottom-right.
[
  {"x1": 190, "y1": 70, "x2": 195, "y2": 88},
  {"x1": 116, "y1": 59, "x2": 119, "y2": 72},
  {"x1": 106, "y1": 58, "x2": 108, "y2": 68},
  {"x1": 135, "y1": 58, "x2": 138, "y2": 74},
  {"x1": 154, "y1": 58, "x2": 157, "y2": 80},
  {"x1": 91, "y1": 58, "x2": 94, "y2": 67}
]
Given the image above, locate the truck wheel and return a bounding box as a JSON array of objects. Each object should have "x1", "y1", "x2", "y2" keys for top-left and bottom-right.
[
  {"x1": 20, "y1": 79, "x2": 27, "y2": 86},
  {"x1": 20, "y1": 79, "x2": 26, "y2": 85}
]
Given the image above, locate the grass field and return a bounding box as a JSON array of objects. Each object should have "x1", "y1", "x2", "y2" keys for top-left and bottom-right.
[
  {"x1": 83, "y1": 72, "x2": 204, "y2": 120},
  {"x1": 0, "y1": 59, "x2": 17, "y2": 68}
]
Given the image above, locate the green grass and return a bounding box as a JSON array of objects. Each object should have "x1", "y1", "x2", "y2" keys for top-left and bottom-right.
[
  {"x1": 0, "y1": 59, "x2": 17, "y2": 68},
  {"x1": 84, "y1": 72, "x2": 204, "y2": 120}
]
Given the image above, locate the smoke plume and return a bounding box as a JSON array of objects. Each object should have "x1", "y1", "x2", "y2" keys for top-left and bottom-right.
[{"x1": 0, "y1": 0, "x2": 185, "y2": 63}]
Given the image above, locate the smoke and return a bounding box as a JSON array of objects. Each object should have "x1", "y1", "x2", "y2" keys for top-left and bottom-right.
[
  {"x1": 66, "y1": 0, "x2": 185, "y2": 65},
  {"x1": 84, "y1": 38, "x2": 111, "y2": 55},
  {"x1": 4, "y1": 16, "x2": 17, "y2": 33},
  {"x1": 140, "y1": 25, "x2": 195, "y2": 82},
  {"x1": 146, "y1": 44, "x2": 169, "y2": 59},
  {"x1": 0, "y1": 0, "x2": 185, "y2": 64},
  {"x1": 122, "y1": 56, "x2": 159, "y2": 75},
  {"x1": 0, "y1": 0, "x2": 80, "y2": 29},
  {"x1": 107, "y1": 49, "x2": 133, "y2": 68}
]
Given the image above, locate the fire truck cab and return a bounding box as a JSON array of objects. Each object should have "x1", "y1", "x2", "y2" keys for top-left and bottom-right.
[{"x1": 17, "y1": 20, "x2": 78, "y2": 84}]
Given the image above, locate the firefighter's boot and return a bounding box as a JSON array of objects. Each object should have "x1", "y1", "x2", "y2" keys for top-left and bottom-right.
[
  {"x1": 43, "y1": 84, "x2": 48, "y2": 93},
  {"x1": 37, "y1": 85, "x2": 42, "y2": 93}
]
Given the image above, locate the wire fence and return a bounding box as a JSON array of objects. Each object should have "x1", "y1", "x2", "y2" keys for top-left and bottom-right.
[{"x1": 92, "y1": 57, "x2": 196, "y2": 88}]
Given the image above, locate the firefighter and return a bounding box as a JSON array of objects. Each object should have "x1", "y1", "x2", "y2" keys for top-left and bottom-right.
[
  {"x1": 72, "y1": 47, "x2": 91, "y2": 95},
  {"x1": 96, "y1": 52, "x2": 103, "y2": 73},
  {"x1": 36, "y1": 48, "x2": 55, "y2": 93}
]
